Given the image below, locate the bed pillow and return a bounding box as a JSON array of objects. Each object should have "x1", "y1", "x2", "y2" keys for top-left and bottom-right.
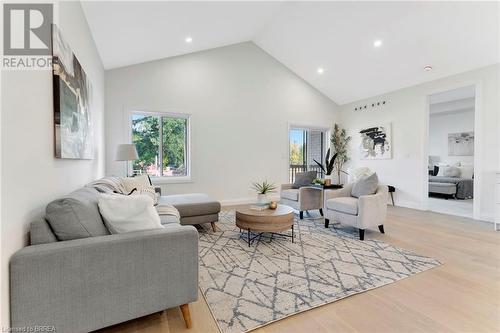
[
  {"x1": 458, "y1": 166, "x2": 474, "y2": 179},
  {"x1": 436, "y1": 163, "x2": 449, "y2": 176},
  {"x1": 98, "y1": 193, "x2": 163, "y2": 234},
  {"x1": 351, "y1": 173, "x2": 379, "y2": 198},
  {"x1": 433, "y1": 165, "x2": 439, "y2": 176},
  {"x1": 443, "y1": 166, "x2": 460, "y2": 177}
]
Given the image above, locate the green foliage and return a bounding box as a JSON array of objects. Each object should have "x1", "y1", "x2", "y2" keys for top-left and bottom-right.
[
  {"x1": 162, "y1": 117, "x2": 187, "y2": 171},
  {"x1": 251, "y1": 181, "x2": 277, "y2": 194},
  {"x1": 132, "y1": 115, "x2": 159, "y2": 173},
  {"x1": 313, "y1": 148, "x2": 337, "y2": 176},
  {"x1": 331, "y1": 123, "x2": 352, "y2": 182},
  {"x1": 132, "y1": 115, "x2": 187, "y2": 175},
  {"x1": 289, "y1": 142, "x2": 304, "y2": 165}
]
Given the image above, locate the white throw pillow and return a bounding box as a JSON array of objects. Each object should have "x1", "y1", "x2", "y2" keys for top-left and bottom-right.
[
  {"x1": 122, "y1": 175, "x2": 150, "y2": 193},
  {"x1": 132, "y1": 185, "x2": 158, "y2": 204},
  {"x1": 98, "y1": 193, "x2": 163, "y2": 234},
  {"x1": 458, "y1": 166, "x2": 474, "y2": 179},
  {"x1": 122, "y1": 176, "x2": 158, "y2": 204}
]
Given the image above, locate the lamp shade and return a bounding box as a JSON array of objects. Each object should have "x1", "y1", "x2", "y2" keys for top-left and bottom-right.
[{"x1": 115, "y1": 144, "x2": 139, "y2": 161}]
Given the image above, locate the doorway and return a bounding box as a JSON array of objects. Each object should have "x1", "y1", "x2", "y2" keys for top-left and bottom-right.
[{"x1": 426, "y1": 86, "x2": 476, "y2": 218}]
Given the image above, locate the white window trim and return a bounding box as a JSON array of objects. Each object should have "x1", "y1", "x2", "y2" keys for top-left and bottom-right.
[{"x1": 127, "y1": 109, "x2": 192, "y2": 184}]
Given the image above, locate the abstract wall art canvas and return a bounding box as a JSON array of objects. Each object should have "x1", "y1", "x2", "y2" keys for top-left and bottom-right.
[
  {"x1": 448, "y1": 132, "x2": 474, "y2": 156},
  {"x1": 359, "y1": 123, "x2": 392, "y2": 159},
  {"x1": 52, "y1": 24, "x2": 93, "y2": 159}
]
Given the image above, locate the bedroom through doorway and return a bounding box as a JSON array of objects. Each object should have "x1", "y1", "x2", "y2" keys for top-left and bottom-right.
[{"x1": 427, "y1": 86, "x2": 475, "y2": 218}]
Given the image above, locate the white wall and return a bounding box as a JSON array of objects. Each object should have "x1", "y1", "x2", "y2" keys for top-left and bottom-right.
[
  {"x1": 429, "y1": 109, "x2": 475, "y2": 165},
  {"x1": 0, "y1": 1, "x2": 105, "y2": 326},
  {"x1": 339, "y1": 64, "x2": 499, "y2": 222},
  {"x1": 105, "y1": 42, "x2": 339, "y2": 203}
]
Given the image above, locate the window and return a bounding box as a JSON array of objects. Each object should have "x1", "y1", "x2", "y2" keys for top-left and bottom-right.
[{"x1": 130, "y1": 111, "x2": 190, "y2": 180}]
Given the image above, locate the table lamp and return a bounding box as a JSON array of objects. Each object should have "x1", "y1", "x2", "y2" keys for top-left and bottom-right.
[{"x1": 115, "y1": 144, "x2": 139, "y2": 177}]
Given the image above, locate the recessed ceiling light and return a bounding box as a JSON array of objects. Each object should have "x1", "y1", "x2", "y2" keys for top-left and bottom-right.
[
  {"x1": 373, "y1": 39, "x2": 383, "y2": 48},
  {"x1": 185, "y1": 36, "x2": 193, "y2": 43},
  {"x1": 317, "y1": 67, "x2": 324, "y2": 74},
  {"x1": 424, "y1": 65, "x2": 433, "y2": 71}
]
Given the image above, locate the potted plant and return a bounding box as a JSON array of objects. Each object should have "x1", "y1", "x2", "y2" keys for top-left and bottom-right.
[
  {"x1": 331, "y1": 124, "x2": 351, "y2": 185},
  {"x1": 313, "y1": 148, "x2": 337, "y2": 185},
  {"x1": 252, "y1": 181, "x2": 277, "y2": 204}
]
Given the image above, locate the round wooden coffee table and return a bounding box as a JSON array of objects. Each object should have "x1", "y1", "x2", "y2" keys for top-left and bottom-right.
[{"x1": 235, "y1": 204, "x2": 294, "y2": 246}]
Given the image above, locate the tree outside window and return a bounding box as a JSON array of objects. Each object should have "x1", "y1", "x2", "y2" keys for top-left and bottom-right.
[{"x1": 131, "y1": 112, "x2": 189, "y2": 178}]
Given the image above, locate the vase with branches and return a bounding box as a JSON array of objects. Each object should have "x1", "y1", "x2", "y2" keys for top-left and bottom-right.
[{"x1": 331, "y1": 123, "x2": 351, "y2": 185}]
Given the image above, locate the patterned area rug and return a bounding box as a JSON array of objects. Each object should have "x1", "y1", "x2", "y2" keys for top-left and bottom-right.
[{"x1": 198, "y1": 211, "x2": 440, "y2": 333}]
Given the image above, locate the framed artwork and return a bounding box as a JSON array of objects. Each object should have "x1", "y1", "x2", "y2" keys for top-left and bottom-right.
[
  {"x1": 359, "y1": 123, "x2": 392, "y2": 159},
  {"x1": 448, "y1": 132, "x2": 474, "y2": 156},
  {"x1": 52, "y1": 24, "x2": 93, "y2": 159}
]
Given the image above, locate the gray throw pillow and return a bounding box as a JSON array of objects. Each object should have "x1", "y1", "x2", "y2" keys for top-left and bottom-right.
[
  {"x1": 292, "y1": 171, "x2": 317, "y2": 189},
  {"x1": 351, "y1": 173, "x2": 379, "y2": 198},
  {"x1": 30, "y1": 218, "x2": 57, "y2": 245},
  {"x1": 46, "y1": 187, "x2": 110, "y2": 241}
]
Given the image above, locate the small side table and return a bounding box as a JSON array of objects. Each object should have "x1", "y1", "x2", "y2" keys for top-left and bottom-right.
[
  {"x1": 388, "y1": 185, "x2": 395, "y2": 206},
  {"x1": 310, "y1": 184, "x2": 344, "y2": 190}
]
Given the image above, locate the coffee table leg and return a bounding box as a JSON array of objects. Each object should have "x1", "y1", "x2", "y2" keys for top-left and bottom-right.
[
  {"x1": 292, "y1": 225, "x2": 294, "y2": 243},
  {"x1": 248, "y1": 229, "x2": 250, "y2": 247}
]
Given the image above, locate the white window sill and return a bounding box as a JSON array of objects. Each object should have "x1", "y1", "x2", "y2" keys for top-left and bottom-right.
[{"x1": 151, "y1": 176, "x2": 193, "y2": 185}]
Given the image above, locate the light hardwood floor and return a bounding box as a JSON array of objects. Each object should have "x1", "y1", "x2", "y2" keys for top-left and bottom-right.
[{"x1": 98, "y1": 205, "x2": 500, "y2": 333}]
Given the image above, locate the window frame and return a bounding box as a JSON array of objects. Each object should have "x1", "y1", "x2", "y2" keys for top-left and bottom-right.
[{"x1": 127, "y1": 109, "x2": 192, "y2": 184}]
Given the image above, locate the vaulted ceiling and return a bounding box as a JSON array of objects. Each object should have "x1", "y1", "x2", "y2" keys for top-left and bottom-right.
[{"x1": 81, "y1": 1, "x2": 499, "y2": 105}]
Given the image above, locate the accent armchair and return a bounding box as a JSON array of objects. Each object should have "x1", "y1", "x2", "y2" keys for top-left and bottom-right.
[
  {"x1": 280, "y1": 184, "x2": 323, "y2": 219},
  {"x1": 323, "y1": 183, "x2": 388, "y2": 240}
]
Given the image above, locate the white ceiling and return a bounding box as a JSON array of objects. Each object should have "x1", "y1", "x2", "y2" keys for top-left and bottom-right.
[
  {"x1": 81, "y1": 1, "x2": 284, "y2": 69},
  {"x1": 81, "y1": 1, "x2": 499, "y2": 105}
]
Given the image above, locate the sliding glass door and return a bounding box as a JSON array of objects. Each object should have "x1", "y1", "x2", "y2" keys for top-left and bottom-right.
[{"x1": 289, "y1": 127, "x2": 327, "y2": 183}]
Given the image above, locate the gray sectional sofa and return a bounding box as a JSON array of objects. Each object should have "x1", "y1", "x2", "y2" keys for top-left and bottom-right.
[{"x1": 10, "y1": 179, "x2": 221, "y2": 333}]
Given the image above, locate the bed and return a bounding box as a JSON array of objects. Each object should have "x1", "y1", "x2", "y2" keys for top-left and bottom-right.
[{"x1": 428, "y1": 176, "x2": 473, "y2": 199}]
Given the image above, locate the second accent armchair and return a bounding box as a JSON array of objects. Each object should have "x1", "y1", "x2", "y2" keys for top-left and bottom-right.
[
  {"x1": 323, "y1": 183, "x2": 388, "y2": 240},
  {"x1": 280, "y1": 184, "x2": 323, "y2": 219}
]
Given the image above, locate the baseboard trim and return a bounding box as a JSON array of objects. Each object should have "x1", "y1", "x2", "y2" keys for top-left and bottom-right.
[
  {"x1": 479, "y1": 215, "x2": 494, "y2": 223},
  {"x1": 220, "y1": 195, "x2": 280, "y2": 207},
  {"x1": 219, "y1": 197, "x2": 255, "y2": 206},
  {"x1": 393, "y1": 200, "x2": 421, "y2": 210}
]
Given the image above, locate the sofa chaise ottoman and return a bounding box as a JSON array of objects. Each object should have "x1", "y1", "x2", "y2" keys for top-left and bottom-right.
[{"x1": 158, "y1": 193, "x2": 221, "y2": 232}]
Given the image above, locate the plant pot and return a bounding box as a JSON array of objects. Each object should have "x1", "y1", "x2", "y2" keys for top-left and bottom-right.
[
  {"x1": 324, "y1": 175, "x2": 332, "y2": 186},
  {"x1": 257, "y1": 193, "x2": 268, "y2": 204}
]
